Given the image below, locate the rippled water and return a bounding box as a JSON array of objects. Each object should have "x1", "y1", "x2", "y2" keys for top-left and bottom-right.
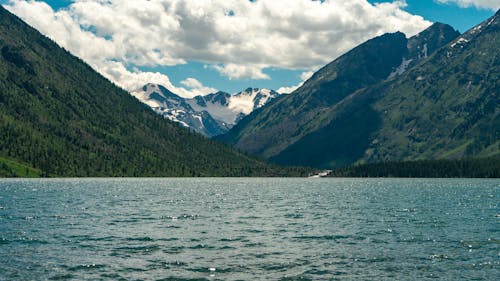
[{"x1": 0, "y1": 178, "x2": 498, "y2": 280}]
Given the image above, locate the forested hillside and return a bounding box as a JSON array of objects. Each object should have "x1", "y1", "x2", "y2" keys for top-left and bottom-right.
[{"x1": 0, "y1": 7, "x2": 306, "y2": 177}]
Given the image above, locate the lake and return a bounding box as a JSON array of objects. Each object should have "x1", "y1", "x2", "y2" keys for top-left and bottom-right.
[{"x1": 0, "y1": 178, "x2": 498, "y2": 280}]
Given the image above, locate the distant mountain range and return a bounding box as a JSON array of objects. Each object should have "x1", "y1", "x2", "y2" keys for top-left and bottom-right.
[
  {"x1": 0, "y1": 6, "x2": 305, "y2": 177},
  {"x1": 218, "y1": 11, "x2": 499, "y2": 168},
  {"x1": 132, "y1": 84, "x2": 279, "y2": 137}
]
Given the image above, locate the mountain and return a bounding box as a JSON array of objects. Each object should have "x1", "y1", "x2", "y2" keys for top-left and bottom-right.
[
  {"x1": 0, "y1": 6, "x2": 306, "y2": 177},
  {"x1": 218, "y1": 22, "x2": 461, "y2": 165},
  {"x1": 227, "y1": 12, "x2": 498, "y2": 168},
  {"x1": 131, "y1": 84, "x2": 279, "y2": 137}
]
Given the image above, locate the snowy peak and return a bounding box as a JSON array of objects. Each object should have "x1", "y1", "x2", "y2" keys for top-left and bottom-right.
[
  {"x1": 229, "y1": 88, "x2": 279, "y2": 115},
  {"x1": 132, "y1": 83, "x2": 185, "y2": 108},
  {"x1": 203, "y1": 91, "x2": 231, "y2": 106},
  {"x1": 131, "y1": 83, "x2": 198, "y2": 129},
  {"x1": 132, "y1": 84, "x2": 280, "y2": 137}
]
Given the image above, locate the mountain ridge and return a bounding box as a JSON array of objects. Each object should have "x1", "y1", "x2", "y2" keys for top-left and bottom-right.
[
  {"x1": 132, "y1": 84, "x2": 279, "y2": 137},
  {"x1": 0, "y1": 6, "x2": 306, "y2": 177},
  {"x1": 218, "y1": 22, "x2": 461, "y2": 160},
  {"x1": 269, "y1": 12, "x2": 499, "y2": 168}
]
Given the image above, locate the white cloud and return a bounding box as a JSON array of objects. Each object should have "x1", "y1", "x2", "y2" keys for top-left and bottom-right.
[
  {"x1": 435, "y1": 0, "x2": 500, "y2": 10},
  {"x1": 212, "y1": 64, "x2": 270, "y2": 80},
  {"x1": 278, "y1": 71, "x2": 315, "y2": 94},
  {"x1": 300, "y1": 71, "x2": 315, "y2": 81},
  {"x1": 277, "y1": 85, "x2": 300, "y2": 95},
  {"x1": 4, "y1": 0, "x2": 432, "y2": 88},
  {"x1": 95, "y1": 60, "x2": 204, "y2": 98},
  {"x1": 180, "y1": 78, "x2": 217, "y2": 97}
]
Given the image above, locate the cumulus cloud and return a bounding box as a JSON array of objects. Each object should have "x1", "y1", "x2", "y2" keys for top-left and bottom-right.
[
  {"x1": 4, "y1": 0, "x2": 432, "y2": 92},
  {"x1": 278, "y1": 71, "x2": 315, "y2": 94},
  {"x1": 435, "y1": 0, "x2": 500, "y2": 10},
  {"x1": 212, "y1": 64, "x2": 270, "y2": 80},
  {"x1": 180, "y1": 78, "x2": 218, "y2": 97},
  {"x1": 93, "y1": 61, "x2": 195, "y2": 97},
  {"x1": 300, "y1": 71, "x2": 315, "y2": 81}
]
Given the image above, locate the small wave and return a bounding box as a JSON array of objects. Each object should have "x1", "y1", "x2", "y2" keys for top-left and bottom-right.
[
  {"x1": 189, "y1": 244, "x2": 215, "y2": 250},
  {"x1": 161, "y1": 214, "x2": 202, "y2": 221},
  {"x1": 99, "y1": 273, "x2": 124, "y2": 279},
  {"x1": 156, "y1": 277, "x2": 210, "y2": 281},
  {"x1": 158, "y1": 237, "x2": 179, "y2": 241},
  {"x1": 218, "y1": 236, "x2": 247, "y2": 242},
  {"x1": 115, "y1": 244, "x2": 161, "y2": 254},
  {"x1": 125, "y1": 236, "x2": 154, "y2": 242},
  {"x1": 238, "y1": 215, "x2": 261, "y2": 219},
  {"x1": 111, "y1": 218, "x2": 139, "y2": 223},
  {"x1": 48, "y1": 273, "x2": 75, "y2": 280},
  {"x1": 163, "y1": 246, "x2": 185, "y2": 254},
  {"x1": 243, "y1": 229, "x2": 264, "y2": 233},
  {"x1": 304, "y1": 268, "x2": 332, "y2": 275},
  {"x1": 162, "y1": 225, "x2": 181, "y2": 229},
  {"x1": 284, "y1": 213, "x2": 304, "y2": 219},
  {"x1": 118, "y1": 267, "x2": 148, "y2": 273},
  {"x1": 81, "y1": 236, "x2": 117, "y2": 242},
  {"x1": 16, "y1": 237, "x2": 49, "y2": 244},
  {"x1": 292, "y1": 235, "x2": 351, "y2": 241},
  {"x1": 261, "y1": 262, "x2": 299, "y2": 271},
  {"x1": 187, "y1": 266, "x2": 233, "y2": 273},
  {"x1": 355, "y1": 256, "x2": 396, "y2": 263},
  {"x1": 66, "y1": 264, "x2": 106, "y2": 272},
  {"x1": 243, "y1": 242, "x2": 266, "y2": 248},
  {"x1": 460, "y1": 240, "x2": 486, "y2": 249},
  {"x1": 279, "y1": 275, "x2": 314, "y2": 281},
  {"x1": 430, "y1": 254, "x2": 449, "y2": 260}
]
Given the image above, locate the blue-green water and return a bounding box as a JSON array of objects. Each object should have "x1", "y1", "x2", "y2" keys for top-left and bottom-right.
[{"x1": 0, "y1": 178, "x2": 498, "y2": 280}]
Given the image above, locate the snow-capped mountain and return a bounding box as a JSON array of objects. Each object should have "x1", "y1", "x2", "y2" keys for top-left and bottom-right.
[{"x1": 131, "y1": 84, "x2": 279, "y2": 137}]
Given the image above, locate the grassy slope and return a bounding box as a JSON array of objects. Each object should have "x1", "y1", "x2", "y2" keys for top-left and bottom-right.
[
  {"x1": 366, "y1": 13, "x2": 499, "y2": 163},
  {"x1": 271, "y1": 13, "x2": 498, "y2": 168},
  {"x1": 0, "y1": 156, "x2": 42, "y2": 177}
]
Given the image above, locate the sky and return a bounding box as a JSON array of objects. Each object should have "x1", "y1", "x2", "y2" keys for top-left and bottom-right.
[{"x1": 1, "y1": 0, "x2": 497, "y2": 97}]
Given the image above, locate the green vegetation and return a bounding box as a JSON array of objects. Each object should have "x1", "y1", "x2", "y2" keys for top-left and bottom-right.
[
  {"x1": 220, "y1": 13, "x2": 499, "y2": 170},
  {"x1": 329, "y1": 158, "x2": 500, "y2": 178},
  {"x1": 0, "y1": 7, "x2": 309, "y2": 177},
  {"x1": 0, "y1": 156, "x2": 42, "y2": 177}
]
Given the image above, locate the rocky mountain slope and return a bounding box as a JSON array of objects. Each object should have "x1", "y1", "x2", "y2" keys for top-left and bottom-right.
[
  {"x1": 218, "y1": 22, "x2": 460, "y2": 162},
  {"x1": 219, "y1": 14, "x2": 498, "y2": 168},
  {"x1": 132, "y1": 84, "x2": 279, "y2": 137}
]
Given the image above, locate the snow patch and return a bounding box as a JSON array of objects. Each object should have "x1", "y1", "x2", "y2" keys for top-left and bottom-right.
[
  {"x1": 388, "y1": 58, "x2": 413, "y2": 78},
  {"x1": 187, "y1": 99, "x2": 239, "y2": 124},
  {"x1": 451, "y1": 38, "x2": 469, "y2": 48}
]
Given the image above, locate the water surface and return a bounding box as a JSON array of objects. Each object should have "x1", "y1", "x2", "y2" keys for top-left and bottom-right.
[{"x1": 0, "y1": 178, "x2": 498, "y2": 280}]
